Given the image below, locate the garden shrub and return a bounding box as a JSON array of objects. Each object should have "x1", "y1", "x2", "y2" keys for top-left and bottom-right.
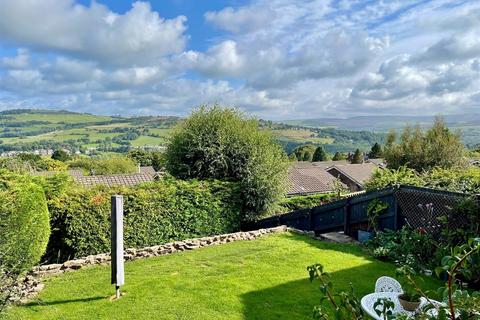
[
  {"x1": 67, "y1": 155, "x2": 137, "y2": 175},
  {"x1": 44, "y1": 177, "x2": 242, "y2": 262},
  {"x1": 165, "y1": 105, "x2": 289, "y2": 218},
  {"x1": 0, "y1": 171, "x2": 50, "y2": 311},
  {"x1": 278, "y1": 193, "x2": 337, "y2": 212}
]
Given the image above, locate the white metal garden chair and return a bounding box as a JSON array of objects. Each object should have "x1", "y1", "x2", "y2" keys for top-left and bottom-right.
[{"x1": 374, "y1": 276, "x2": 403, "y2": 293}]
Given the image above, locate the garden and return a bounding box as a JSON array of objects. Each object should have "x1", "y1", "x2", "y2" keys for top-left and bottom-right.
[{"x1": 1, "y1": 107, "x2": 480, "y2": 319}]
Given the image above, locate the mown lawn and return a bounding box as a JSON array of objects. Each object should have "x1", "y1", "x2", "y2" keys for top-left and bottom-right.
[{"x1": 6, "y1": 233, "x2": 441, "y2": 320}]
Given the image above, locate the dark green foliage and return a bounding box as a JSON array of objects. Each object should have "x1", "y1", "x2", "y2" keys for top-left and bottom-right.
[
  {"x1": 45, "y1": 177, "x2": 242, "y2": 261},
  {"x1": 0, "y1": 171, "x2": 50, "y2": 312},
  {"x1": 351, "y1": 149, "x2": 363, "y2": 164},
  {"x1": 384, "y1": 117, "x2": 465, "y2": 171},
  {"x1": 367, "y1": 227, "x2": 437, "y2": 271},
  {"x1": 332, "y1": 152, "x2": 346, "y2": 161},
  {"x1": 51, "y1": 149, "x2": 70, "y2": 162},
  {"x1": 127, "y1": 149, "x2": 164, "y2": 171},
  {"x1": 291, "y1": 144, "x2": 316, "y2": 161},
  {"x1": 165, "y1": 106, "x2": 289, "y2": 217},
  {"x1": 278, "y1": 193, "x2": 337, "y2": 212},
  {"x1": 368, "y1": 143, "x2": 383, "y2": 159},
  {"x1": 312, "y1": 146, "x2": 329, "y2": 162}
]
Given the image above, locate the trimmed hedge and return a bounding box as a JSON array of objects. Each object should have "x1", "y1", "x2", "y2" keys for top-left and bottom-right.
[
  {"x1": 0, "y1": 171, "x2": 50, "y2": 273},
  {"x1": 45, "y1": 177, "x2": 242, "y2": 262}
]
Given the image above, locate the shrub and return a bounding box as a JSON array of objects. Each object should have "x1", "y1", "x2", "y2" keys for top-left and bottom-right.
[
  {"x1": 165, "y1": 106, "x2": 289, "y2": 217},
  {"x1": 278, "y1": 193, "x2": 337, "y2": 212},
  {"x1": 0, "y1": 171, "x2": 50, "y2": 311},
  {"x1": 51, "y1": 149, "x2": 70, "y2": 162},
  {"x1": 44, "y1": 177, "x2": 242, "y2": 261},
  {"x1": 68, "y1": 155, "x2": 137, "y2": 175},
  {"x1": 127, "y1": 149, "x2": 164, "y2": 171}
]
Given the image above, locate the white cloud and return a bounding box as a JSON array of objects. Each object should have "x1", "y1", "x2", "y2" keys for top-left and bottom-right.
[
  {"x1": 0, "y1": 0, "x2": 187, "y2": 66},
  {"x1": 1, "y1": 0, "x2": 480, "y2": 118}
]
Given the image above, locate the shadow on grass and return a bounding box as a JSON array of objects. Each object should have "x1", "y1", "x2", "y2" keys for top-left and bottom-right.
[
  {"x1": 240, "y1": 264, "x2": 387, "y2": 320},
  {"x1": 239, "y1": 234, "x2": 404, "y2": 320},
  {"x1": 21, "y1": 296, "x2": 107, "y2": 307}
]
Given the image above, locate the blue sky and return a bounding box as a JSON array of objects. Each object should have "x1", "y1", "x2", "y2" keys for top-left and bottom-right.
[{"x1": 0, "y1": 0, "x2": 479, "y2": 119}]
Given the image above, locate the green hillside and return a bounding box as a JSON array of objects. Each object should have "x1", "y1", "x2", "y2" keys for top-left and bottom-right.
[{"x1": 0, "y1": 109, "x2": 384, "y2": 155}]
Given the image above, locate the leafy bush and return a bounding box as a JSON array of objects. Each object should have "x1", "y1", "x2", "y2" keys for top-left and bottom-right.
[
  {"x1": 51, "y1": 149, "x2": 70, "y2": 162},
  {"x1": 68, "y1": 155, "x2": 137, "y2": 175},
  {"x1": 0, "y1": 171, "x2": 50, "y2": 311},
  {"x1": 278, "y1": 193, "x2": 336, "y2": 212},
  {"x1": 165, "y1": 106, "x2": 289, "y2": 218},
  {"x1": 127, "y1": 149, "x2": 164, "y2": 171},
  {"x1": 366, "y1": 227, "x2": 437, "y2": 271},
  {"x1": 365, "y1": 166, "x2": 480, "y2": 194},
  {"x1": 0, "y1": 155, "x2": 67, "y2": 173},
  {"x1": 44, "y1": 177, "x2": 242, "y2": 261}
]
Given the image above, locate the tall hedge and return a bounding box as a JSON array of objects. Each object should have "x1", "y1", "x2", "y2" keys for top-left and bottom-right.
[
  {"x1": 0, "y1": 172, "x2": 50, "y2": 273},
  {"x1": 45, "y1": 177, "x2": 242, "y2": 261},
  {"x1": 0, "y1": 171, "x2": 50, "y2": 312}
]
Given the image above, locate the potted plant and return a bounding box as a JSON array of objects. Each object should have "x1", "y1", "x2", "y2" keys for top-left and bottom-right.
[
  {"x1": 358, "y1": 199, "x2": 388, "y2": 243},
  {"x1": 396, "y1": 266, "x2": 422, "y2": 312}
]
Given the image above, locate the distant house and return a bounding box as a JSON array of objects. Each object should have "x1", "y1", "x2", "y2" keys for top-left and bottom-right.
[{"x1": 326, "y1": 163, "x2": 378, "y2": 192}]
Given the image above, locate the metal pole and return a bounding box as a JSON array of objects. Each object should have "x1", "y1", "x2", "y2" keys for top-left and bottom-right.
[{"x1": 111, "y1": 195, "x2": 125, "y2": 299}]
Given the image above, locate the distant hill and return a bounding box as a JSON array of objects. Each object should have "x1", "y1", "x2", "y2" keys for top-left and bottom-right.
[
  {"x1": 0, "y1": 109, "x2": 386, "y2": 155},
  {"x1": 282, "y1": 114, "x2": 480, "y2": 148}
]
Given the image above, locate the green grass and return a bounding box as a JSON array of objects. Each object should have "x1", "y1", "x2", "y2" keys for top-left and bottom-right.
[{"x1": 6, "y1": 233, "x2": 441, "y2": 320}]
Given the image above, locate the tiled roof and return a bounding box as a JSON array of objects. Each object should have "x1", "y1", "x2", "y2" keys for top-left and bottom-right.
[
  {"x1": 366, "y1": 158, "x2": 385, "y2": 167},
  {"x1": 292, "y1": 160, "x2": 349, "y2": 169},
  {"x1": 73, "y1": 172, "x2": 156, "y2": 187},
  {"x1": 288, "y1": 166, "x2": 343, "y2": 195},
  {"x1": 33, "y1": 166, "x2": 159, "y2": 187},
  {"x1": 326, "y1": 163, "x2": 378, "y2": 187}
]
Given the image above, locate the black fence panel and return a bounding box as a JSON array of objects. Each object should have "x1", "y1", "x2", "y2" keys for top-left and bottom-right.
[{"x1": 250, "y1": 185, "x2": 477, "y2": 240}]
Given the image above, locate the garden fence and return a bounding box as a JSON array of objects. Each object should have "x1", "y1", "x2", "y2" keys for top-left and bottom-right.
[{"x1": 251, "y1": 185, "x2": 477, "y2": 239}]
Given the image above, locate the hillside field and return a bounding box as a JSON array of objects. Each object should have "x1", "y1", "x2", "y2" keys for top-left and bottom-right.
[{"x1": 0, "y1": 109, "x2": 386, "y2": 154}]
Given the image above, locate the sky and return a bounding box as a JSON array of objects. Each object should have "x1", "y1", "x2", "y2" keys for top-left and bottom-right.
[{"x1": 0, "y1": 0, "x2": 479, "y2": 119}]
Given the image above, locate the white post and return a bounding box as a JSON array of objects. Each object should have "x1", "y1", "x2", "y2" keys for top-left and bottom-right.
[{"x1": 111, "y1": 195, "x2": 124, "y2": 299}]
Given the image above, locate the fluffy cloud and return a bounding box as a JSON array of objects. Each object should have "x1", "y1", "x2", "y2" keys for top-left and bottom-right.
[
  {"x1": 0, "y1": 0, "x2": 480, "y2": 118},
  {"x1": 0, "y1": 0, "x2": 187, "y2": 66}
]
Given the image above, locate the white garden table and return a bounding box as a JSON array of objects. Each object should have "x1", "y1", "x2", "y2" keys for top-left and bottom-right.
[{"x1": 361, "y1": 292, "x2": 440, "y2": 320}]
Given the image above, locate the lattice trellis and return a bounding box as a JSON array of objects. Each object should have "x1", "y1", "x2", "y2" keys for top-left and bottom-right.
[{"x1": 394, "y1": 187, "x2": 470, "y2": 237}]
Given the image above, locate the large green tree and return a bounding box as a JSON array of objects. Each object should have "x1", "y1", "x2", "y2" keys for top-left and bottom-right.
[
  {"x1": 312, "y1": 146, "x2": 328, "y2": 162},
  {"x1": 368, "y1": 143, "x2": 383, "y2": 159},
  {"x1": 384, "y1": 117, "x2": 465, "y2": 171},
  {"x1": 165, "y1": 106, "x2": 289, "y2": 217},
  {"x1": 351, "y1": 149, "x2": 363, "y2": 164},
  {"x1": 290, "y1": 144, "x2": 316, "y2": 161}
]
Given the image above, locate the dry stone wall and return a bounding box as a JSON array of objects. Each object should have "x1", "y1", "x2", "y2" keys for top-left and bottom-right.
[{"x1": 15, "y1": 226, "x2": 312, "y2": 302}]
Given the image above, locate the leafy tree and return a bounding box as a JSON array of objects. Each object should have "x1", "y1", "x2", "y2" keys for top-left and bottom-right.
[
  {"x1": 312, "y1": 146, "x2": 329, "y2": 162},
  {"x1": 51, "y1": 149, "x2": 70, "y2": 162},
  {"x1": 127, "y1": 149, "x2": 164, "y2": 171},
  {"x1": 384, "y1": 117, "x2": 465, "y2": 171},
  {"x1": 165, "y1": 105, "x2": 289, "y2": 217},
  {"x1": 291, "y1": 144, "x2": 316, "y2": 161},
  {"x1": 351, "y1": 149, "x2": 363, "y2": 164},
  {"x1": 368, "y1": 143, "x2": 383, "y2": 159},
  {"x1": 332, "y1": 152, "x2": 347, "y2": 161}
]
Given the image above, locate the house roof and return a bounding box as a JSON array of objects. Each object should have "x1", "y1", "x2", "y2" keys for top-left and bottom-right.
[
  {"x1": 34, "y1": 166, "x2": 159, "y2": 187},
  {"x1": 326, "y1": 163, "x2": 378, "y2": 187},
  {"x1": 292, "y1": 160, "x2": 349, "y2": 169},
  {"x1": 73, "y1": 172, "x2": 157, "y2": 187},
  {"x1": 288, "y1": 166, "x2": 343, "y2": 195},
  {"x1": 366, "y1": 158, "x2": 386, "y2": 167}
]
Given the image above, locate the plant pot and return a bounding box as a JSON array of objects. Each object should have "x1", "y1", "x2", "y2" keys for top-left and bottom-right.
[
  {"x1": 357, "y1": 230, "x2": 374, "y2": 243},
  {"x1": 398, "y1": 294, "x2": 421, "y2": 311}
]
